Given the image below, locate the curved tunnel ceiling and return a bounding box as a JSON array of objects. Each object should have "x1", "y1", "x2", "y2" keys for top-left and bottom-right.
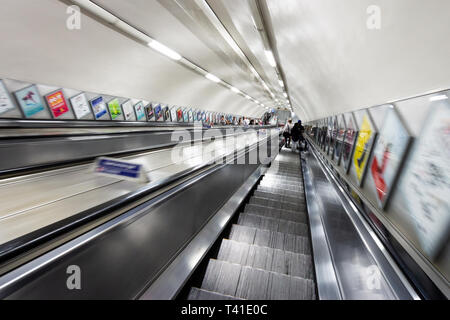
[
  {"x1": 0, "y1": 0, "x2": 448, "y2": 120},
  {"x1": 266, "y1": 0, "x2": 450, "y2": 120}
]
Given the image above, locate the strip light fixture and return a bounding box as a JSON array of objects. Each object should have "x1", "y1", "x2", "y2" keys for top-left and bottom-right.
[
  {"x1": 205, "y1": 73, "x2": 221, "y2": 83},
  {"x1": 147, "y1": 40, "x2": 182, "y2": 61}
]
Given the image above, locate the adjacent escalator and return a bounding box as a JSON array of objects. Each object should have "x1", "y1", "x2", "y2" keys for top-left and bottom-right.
[{"x1": 188, "y1": 148, "x2": 316, "y2": 300}]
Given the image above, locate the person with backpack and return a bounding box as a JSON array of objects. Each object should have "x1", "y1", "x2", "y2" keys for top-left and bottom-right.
[
  {"x1": 283, "y1": 118, "x2": 294, "y2": 147},
  {"x1": 291, "y1": 122, "x2": 301, "y2": 153}
]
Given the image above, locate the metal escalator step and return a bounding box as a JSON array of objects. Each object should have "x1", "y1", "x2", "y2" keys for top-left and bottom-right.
[
  {"x1": 278, "y1": 219, "x2": 309, "y2": 237},
  {"x1": 254, "y1": 229, "x2": 311, "y2": 255},
  {"x1": 229, "y1": 225, "x2": 257, "y2": 244},
  {"x1": 265, "y1": 171, "x2": 302, "y2": 178},
  {"x1": 217, "y1": 239, "x2": 250, "y2": 265},
  {"x1": 249, "y1": 197, "x2": 303, "y2": 212},
  {"x1": 267, "y1": 272, "x2": 316, "y2": 300},
  {"x1": 253, "y1": 191, "x2": 305, "y2": 206},
  {"x1": 188, "y1": 287, "x2": 242, "y2": 300},
  {"x1": 235, "y1": 266, "x2": 270, "y2": 300},
  {"x1": 283, "y1": 233, "x2": 311, "y2": 255},
  {"x1": 244, "y1": 203, "x2": 307, "y2": 224},
  {"x1": 264, "y1": 174, "x2": 302, "y2": 182},
  {"x1": 258, "y1": 182, "x2": 303, "y2": 192},
  {"x1": 245, "y1": 243, "x2": 274, "y2": 271},
  {"x1": 234, "y1": 265, "x2": 315, "y2": 300},
  {"x1": 257, "y1": 186, "x2": 303, "y2": 197},
  {"x1": 238, "y1": 213, "x2": 309, "y2": 237},
  {"x1": 261, "y1": 178, "x2": 301, "y2": 188},
  {"x1": 254, "y1": 229, "x2": 285, "y2": 251},
  {"x1": 201, "y1": 259, "x2": 241, "y2": 297}
]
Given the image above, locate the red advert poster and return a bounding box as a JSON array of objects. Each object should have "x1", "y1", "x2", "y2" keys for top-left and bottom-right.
[{"x1": 46, "y1": 90, "x2": 69, "y2": 118}]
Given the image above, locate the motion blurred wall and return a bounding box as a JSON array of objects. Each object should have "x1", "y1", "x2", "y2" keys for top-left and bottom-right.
[{"x1": 0, "y1": 0, "x2": 263, "y2": 118}]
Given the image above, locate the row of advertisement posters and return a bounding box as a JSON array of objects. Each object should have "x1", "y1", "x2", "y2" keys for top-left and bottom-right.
[
  {"x1": 0, "y1": 80, "x2": 245, "y2": 124},
  {"x1": 309, "y1": 95, "x2": 450, "y2": 260}
]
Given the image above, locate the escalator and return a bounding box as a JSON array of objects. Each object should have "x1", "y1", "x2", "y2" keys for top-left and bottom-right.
[{"x1": 188, "y1": 147, "x2": 316, "y2": 300}]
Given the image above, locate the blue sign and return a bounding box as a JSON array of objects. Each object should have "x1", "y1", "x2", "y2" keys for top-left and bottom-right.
[{"x1": 94, "y1": 157, "x2": 149, "y2": 182}]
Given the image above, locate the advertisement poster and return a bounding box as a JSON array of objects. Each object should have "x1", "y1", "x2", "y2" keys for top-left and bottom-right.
[
  {"x1": 352, "y1": 114, "x2": 376, "y2": 184},
  {"x1": 176, "y1": 108, "x2": 183, "y2": 122},
  {"x1": 188, "y1": 110, "x2": 193, "y2": 122},
  {"x1": 369, "y1": 108, "x2": 411, "y2": 208},
  {"x1": 108, "y1": 98, "x2": 122, "y2": 120},
  {"x1": 14, "y1": 85, "x2": 45, "y2": 118},
  {"x1": 193, "y1": 110, "x2": 198, "y2": 122},
  {"x1": 170, "y1": 107, "x2": 177, "y2": 122},
  {"x1": 69, "y1": 93, "x2": 91, "y2": 119},
  {"x1": 329, "y1": 117, "x2": 338, "y2": 157},
  {"x1": 146, "y1": 104, "x2": 154, "y2": 121},
  {"x1": 45, "y1": 90, "x2": 70, "y2": 118},
  {"x1": 164, "y1": 106, "x2": 171, "y2": 121},
  {"x1": 197, "y1": 111, "x2": 202, "y2": 122},
  {"x1": 342, "y1": 113, "x2": 357, "y2": 172},
  {"x1": 398, "y1": 102, "x2": 450, "y2": 258},
  {"x1": 154, "y1": 104, "x2": 163, "y2": 121},
  {"x1": 90, "y1": 96, "x2": 108, "y2": 119},
  {"x1": 183, "y1": 109, "x2": 189, "y2": 122},
  {"x1": 134, "y1": 102, "x2": 146, "y2": 121},
  {"x1": 121, "y1": 100, "x2": 135, "y2": 121},
  {"x1": 0, "y1": 80, "x2": 16, "y2": 115},
  {"x1": 333, "y1": 115, "x2": 346, "y2": 165}
]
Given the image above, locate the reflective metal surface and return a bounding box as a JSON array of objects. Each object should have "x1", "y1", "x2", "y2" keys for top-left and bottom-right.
[
  {"x1": 303, "y1": 145, "x2": 419, "y2": 300},
  {"x1": 140, "y1": 165, "x2": 267, "y2": 300},
  {"x1": 301, "y1": 153, "x2": 341, "y2": 300},
  {"x1": 0, "y1": 149, "x2": 262, "y2": 299}
]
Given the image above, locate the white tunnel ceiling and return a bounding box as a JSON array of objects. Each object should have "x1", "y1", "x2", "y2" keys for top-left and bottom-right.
[
  {"x1": 92, "y1": 0, "x2": 285, "y2": 108},
  {"x1": 266, "y1": 0, "x2": 450, "y2": 121}
]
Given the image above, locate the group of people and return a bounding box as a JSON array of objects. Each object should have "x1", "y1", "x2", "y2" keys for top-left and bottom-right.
[{"x1": 283, "y1": 118, "x2": 306, "y2": 153}]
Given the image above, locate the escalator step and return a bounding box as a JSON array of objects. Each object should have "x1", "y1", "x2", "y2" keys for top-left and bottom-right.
[
  {"x1": 253, "y1": 191, "x2": 305, "y2": 206},
  {"x1": 263, "y1": 174, "x2": 302, "y2": 182},
  {"x1": 249, "y1": 197, "x2": 304, "y2": 212},
  {"x1": 238, "y1": 213, "x2": 309, "y2": 237},
  {"x1": 267, "y1": 272, "x2": 316, "y2": 300},
  {"x1": 244, "y1": 203, "x2": 308, "y2": 224},
  {"x1": 229, "y1": 225, "x2": 256, "y2": 244},
  {"x1": 201, "y1": 259, "x2": 241, "y2": 297},
  {"x1": 258, "y1": 182, "x2": 303, "y2": 192},
  {"x1": 217, "y1": 239, "x2": 250, "y2": 265},
  {"x1": 217, "y1": 239, "x2": 314, "y2": 279},
  {"x1": 235, "y1": 266, "x2": 270, "y2": 300},
  {"x1": 261, "y1": 178, "x2": 302, "y2": 188},
  {"x1": 235, "y1": 265, "x2": 315, "y2": 300},
  {"x1": 257, "y1": 186, "x2": 303, "y2": 197},
  {"x1": 188, "y1": 288, "x2": 242, "y2": 300},
  {"x1": 229, "y1": 225, "x2": 311, "y2": 255}
]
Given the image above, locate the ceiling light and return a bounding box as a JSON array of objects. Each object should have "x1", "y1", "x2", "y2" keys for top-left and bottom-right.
[
  {"x1": 147, "y1": 40, "x2": 182, "y2": 61},
  {"x1": 230, "y1": 86, "x2": 240, "y2": 94},
  {"x1": 283, "y1": 93, "x2": 288, "y2": 98},
  {"x1": 245, "y1": 95, "x2": 251, "y2": 100},
  {"x1": 205, "y1": 73, "x2": 221, "y2": 83},
  {"x1": 430, "y1": 94, "x2": 448, "y2": 102},
  {"x1": 279, "y1": 80, "x2": 284, "y2": 87},
  {"x1": 265, "y1": 50, "x2": 276, "y2": 67}
]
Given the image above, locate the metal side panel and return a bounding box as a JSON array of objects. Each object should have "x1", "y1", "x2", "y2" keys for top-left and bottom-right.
[
  {"x1": 0, "y1": 126, "x2": 275, "y2": 174},
  {"x1": 303, "y1": 145, "x2": 419, "y2": 300},
  {"x1": 139, "y1": 165, "x2": 267, "y2": 300},
  {"x1": 0, "y1": 162, "x2": 259, "y2": 299}
]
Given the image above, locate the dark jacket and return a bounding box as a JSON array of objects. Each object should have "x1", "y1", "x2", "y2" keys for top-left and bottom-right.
[{"x1": 291, "y1": 124, "x2": 301, "y2": 142}]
